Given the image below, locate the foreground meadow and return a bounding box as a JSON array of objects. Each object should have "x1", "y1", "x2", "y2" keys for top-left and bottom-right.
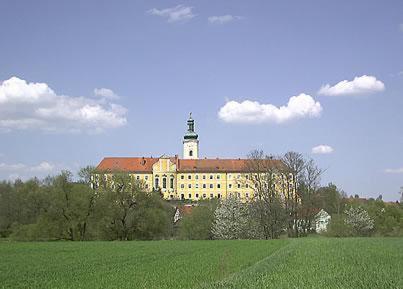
[{"x1": 0, "y1": 238, "x2": 402, "y2": 289}]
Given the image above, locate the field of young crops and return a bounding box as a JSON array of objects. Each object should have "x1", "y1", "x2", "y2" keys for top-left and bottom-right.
[{"x1": 0, "y1": 238, "x2": 402, "y2": 289}]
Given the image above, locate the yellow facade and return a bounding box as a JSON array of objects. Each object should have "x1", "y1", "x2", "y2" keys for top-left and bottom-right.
[{"x1": 95, "y1": 116, "x2": 292, "y2": 201}]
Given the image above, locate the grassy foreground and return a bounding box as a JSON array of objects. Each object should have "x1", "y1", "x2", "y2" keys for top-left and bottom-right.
[{"x1": 0, "y1": 238, "x2": 402, "y2": 289}]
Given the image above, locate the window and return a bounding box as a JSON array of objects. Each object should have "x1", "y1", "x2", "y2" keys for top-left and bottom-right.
[
  {"x1": 181, "y1": 175, "x2": 184, "y2": 180},
  {"x1": 246, "y1": 193, "x2": 249, "y2": 198},
  {"x1": 203, "y1": 184, "x2": 206, "y2": 189},
  {"x1": 217, "y1": 184, "x2": 221, "y2": 189},
  {"x1": 202, "y1": 175, "x2": 206, "y2": 180},
  {"x1": 181, "y1": 194, "x2": 184, "y2": 200},
  {"x1": 209, "y1": 175, "x2": 213, "y2": 180},
  {"x1": 195, "y1": 184, "x2": 199, "y2": 189},
  {"x1": 229, "y1": 175, "x2": 232, "y2": 179},
  {"x1": 195, "y1": 193, "x2": 199, "y2": 198},
  {"x1": 203, "y1": 194, "x2": 206, "y2": 198},
  {"x1": 145, "y1": 184, "x2": 149, "y2": 189},
  {"x1": 209, "y1": 184, "x2": 213, "y2": 189},
  {"x1": 229, "y1": 184, "x2": 232, "y2": 189},
  {"x1": 188, "y1": 193, "x2": 192, "y2": 199},
  {"x1": 162, "y1": 177, "x2": 167, "y2": 189},
  {"x1": 237, "y1": 183, "x2": 241, "y2": 189},
  {"x1": 188, "y1": 184, "x2": 192, "y2": 189},
  {"x1": 145, "y1": 175, "x2": 148, "y2": 180},
  {"x1": 238, "y1": 193, "x2": 241, "y2": 198},
  {"x1": 170, "y1": 195, "x2": 174, "y2": 199},
  {"x1": 189, "y1": 150, "x2": 193, "y2": 157},
  {"x1": 155, "y1": 178, "x2": 159, "y2": 188},
  {"x1": 237, "y1": 174, "x2": 241, "y2": 179},
  {"x1": 181, "y1": 184, "x2": 184, "y2": 189},
  {"x1": 246, "y1": 184, "x2": 249, "y2": 188},
  {"x1": 136, "y1": 175, "x2": 140, "y2": 180},
  {"x1": 217, "y1": 175, "x2": 220, "y2": 180},
  {"x1": 195, "y1": 174, "x2": 199, "y2": 180},
  {"x1": 210, "y1": 193, "x2": 214, "y2": 198},
  {"x1": 245, "y1": 175, "x2": 249, "y2": 180},
  {"x1": 188, "y1": 175, "x2": 192, "y2": 180},
  {"x1": 217, "y1": 194, "x2": 221, "y2": 199},
  {"x1": 170, "y1": 177, "x2": 174, "y2": 189}
]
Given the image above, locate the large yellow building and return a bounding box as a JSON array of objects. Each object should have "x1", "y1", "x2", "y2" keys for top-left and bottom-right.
[{"x1": 96, "y1": 115, "x2": 283, "y2": 201}]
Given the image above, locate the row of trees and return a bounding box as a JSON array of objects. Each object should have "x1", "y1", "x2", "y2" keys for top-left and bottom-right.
[
  {"x1": 1, "y1": 150, "x2": 402, "y2": 241},
  {"x1": 0, "y1": 168, "x2": 174, "y2": 241}
]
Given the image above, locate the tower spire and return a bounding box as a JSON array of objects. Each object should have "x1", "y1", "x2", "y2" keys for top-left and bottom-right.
[{"x1": 183, "y1": 114, "x2": 199, "y2": 159}]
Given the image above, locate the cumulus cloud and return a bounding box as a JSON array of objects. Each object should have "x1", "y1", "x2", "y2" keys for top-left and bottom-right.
[
  {"x1": 384, "y1": 167, "x2": 403, "y2": 174},
  {"x1": 0, "y1": 77, "x2": 127, "y2": 133},
  {"x1": 312, "y1": 145, "x2": 334, "y2": 154},
  {"x1": 94, "y1": 88, "x2": 119, "y2": 100},
  {"x1": 148, "y1": 5, "x2": 195, "y2": 23},
  {"x1": 218, "y1": 93, "x2": 322, "y2": 124},
  {"x1": 0, "y1": 161, "x2": 55, "y2": 180},
  {"x1": 318, "y1": 75, "x2": 385, "y2": 96},
  {"x1": 208, "y1": 15, "x2": 243, "y2": 24}
]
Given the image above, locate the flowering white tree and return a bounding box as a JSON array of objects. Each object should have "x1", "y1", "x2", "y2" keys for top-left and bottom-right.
[
  {"x1": 344, "y1": 206, "x2": 374, "y2": 236},
  {"x1": 211, "y1": 196, "x2": 251, "y2": 239}
]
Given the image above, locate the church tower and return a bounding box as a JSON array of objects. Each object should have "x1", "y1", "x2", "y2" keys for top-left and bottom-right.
[{"x1": 183, "y1": 113, "x2": 199, "y2": 159}]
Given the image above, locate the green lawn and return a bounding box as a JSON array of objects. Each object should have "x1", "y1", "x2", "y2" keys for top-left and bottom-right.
[{"x1": 0, "y1": 238, "x2": 402, "y2": 289}]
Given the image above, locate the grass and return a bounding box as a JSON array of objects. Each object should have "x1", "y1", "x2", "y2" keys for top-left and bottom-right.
[
  {"x1": 0, "y1": 240, "x2": 287, "y2": 289},
  {"x1": 0, "y1": 238, "x2": 402, "y2": 289}
]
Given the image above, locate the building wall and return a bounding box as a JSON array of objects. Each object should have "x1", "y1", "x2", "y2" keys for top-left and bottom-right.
[{"x1": 95, "y1": 161, "x2": 293, "y2": 202}]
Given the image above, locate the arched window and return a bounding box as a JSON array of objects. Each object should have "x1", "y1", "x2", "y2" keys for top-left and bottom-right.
[
  {"x1": 170, "y1": 176, "x2": 174, "y2": 189},
  {"x1": 189, "y1": 150, "x2": 193, "y2": 157},
  {"x1": 155, "y1": 178, "x2": 159, "y2": 189},
  {"x1": 162, "y1": 177, "x2": 167, "y2": 189}
]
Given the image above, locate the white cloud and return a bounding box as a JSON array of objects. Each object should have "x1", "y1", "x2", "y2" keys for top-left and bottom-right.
[
  {"x1": 208, "y1": 15, "x2": 243, "y2": 24},
  {"x1": 0, "y1": 77, "x2": 127, "y2": 133},
  {"x1": 94, "y1": 88, "x2": 119, "y2": 100},
  {"x1": 0, "y1": 161, "x2": 55, "y2": 180},
  {"x1": 312, "y1": 145, "x2": 334, "y2": 154},
  {"x1": 148, "y1": 5, "x2": 195, "y2": 23},
  {"x1": 384, "y1": 167, "x2": 403, "y2": 174},
  {"x1": 218, "y1": 93, "x2": 322, "y2": 124},
  {"x1": 318, "y1": 75, "x2": 385, "y2": 96}
]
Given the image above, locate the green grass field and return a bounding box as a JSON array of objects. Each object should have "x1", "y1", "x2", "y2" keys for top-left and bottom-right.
[{"x1": 0, "y1": 238, "x2": 402, "y2": 289}]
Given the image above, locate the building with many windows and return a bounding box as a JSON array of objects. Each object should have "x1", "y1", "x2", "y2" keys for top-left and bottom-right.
[{"x1": 96, "y1": 114, "x2": 282, "y2": 201}]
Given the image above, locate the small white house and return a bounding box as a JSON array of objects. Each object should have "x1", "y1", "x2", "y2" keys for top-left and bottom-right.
[{"x1": 314, "y1": 209, "x2": 331, "y2": 233}]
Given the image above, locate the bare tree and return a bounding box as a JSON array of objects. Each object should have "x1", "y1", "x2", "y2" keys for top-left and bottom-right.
[
  {"x1": 246, "y1": 150, "x2": 286, "y2": 239},
  {"x1": 298, "y1": 159, "x2": 323, "y2": 235},
  {"x1": 280, "y1": 151, "x2": 305, "y2": 237}
]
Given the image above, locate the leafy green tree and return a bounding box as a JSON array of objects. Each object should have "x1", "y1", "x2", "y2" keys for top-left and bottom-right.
[{"x1": 179, "y1": 200, "x2": 217, "y2": 240}]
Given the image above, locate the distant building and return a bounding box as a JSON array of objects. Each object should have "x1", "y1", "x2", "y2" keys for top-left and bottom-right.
[
  {"x1": 314, "y1": 209, "x2": 331, "y2": 233},
  {"x1": 95, "y1": 114, "x2": 285, "y2": 201}
]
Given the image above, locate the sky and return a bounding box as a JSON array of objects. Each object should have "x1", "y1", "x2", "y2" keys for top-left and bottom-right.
[{"x1": 0, "y1": 0, "x2": 402, "y2": 201}]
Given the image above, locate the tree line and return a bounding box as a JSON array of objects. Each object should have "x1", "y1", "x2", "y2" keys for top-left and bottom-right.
[{"x1": 0, "y1": 151, "x2": 402, "y2": 241}]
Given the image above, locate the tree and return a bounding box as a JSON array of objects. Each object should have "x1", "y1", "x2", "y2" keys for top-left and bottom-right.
[
  {"x1": 179, "y1": 200, "x2": 217, "y2": 240},
  {"x1": 212, "y1": 196, "x2": 252, "y2": 240},
  {"x1": 280, "y1": 151, "x2": 305, "y2": 237},
  {"x1": 298, "y1": 159, "x2": 323, "y2": 236},
  {"x1": 246, "y1": 150, "x2": 286, "y2": 239},
  {"x1": 344, "y1": 206, "x2": 374, "y2": 236},
  {"x1": 317, "y1": 183, "x2": 346, "y2": 215}
]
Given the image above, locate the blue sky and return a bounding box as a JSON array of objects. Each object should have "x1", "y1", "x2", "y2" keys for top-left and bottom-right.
[{"x1": 0, "y1": 0, "x2": 402, "y2": 200}]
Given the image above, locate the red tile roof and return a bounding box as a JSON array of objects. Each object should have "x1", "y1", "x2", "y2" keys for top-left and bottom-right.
[
  {"x1": 96, "y1": 157, "x2": 282, "y2": 173},
  {"x1": 177, "y1": 158, "x2": 282, "y2": 173},
  {"x1": 96, "y1": 157, "x2": 159, "y2": 173}
]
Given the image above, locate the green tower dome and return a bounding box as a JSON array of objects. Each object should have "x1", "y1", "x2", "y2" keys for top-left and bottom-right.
[{"x1": 184, "y1": 113, "x2": 198, "y2": 140}]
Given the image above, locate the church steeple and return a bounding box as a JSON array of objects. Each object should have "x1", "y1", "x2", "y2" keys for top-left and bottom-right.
[
  {"x1": 183, "y1": 113, "x2": 199, "y2": 159},
  {"x1": 184, "y1": 112, "x2": 198, "y2": 140}
]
